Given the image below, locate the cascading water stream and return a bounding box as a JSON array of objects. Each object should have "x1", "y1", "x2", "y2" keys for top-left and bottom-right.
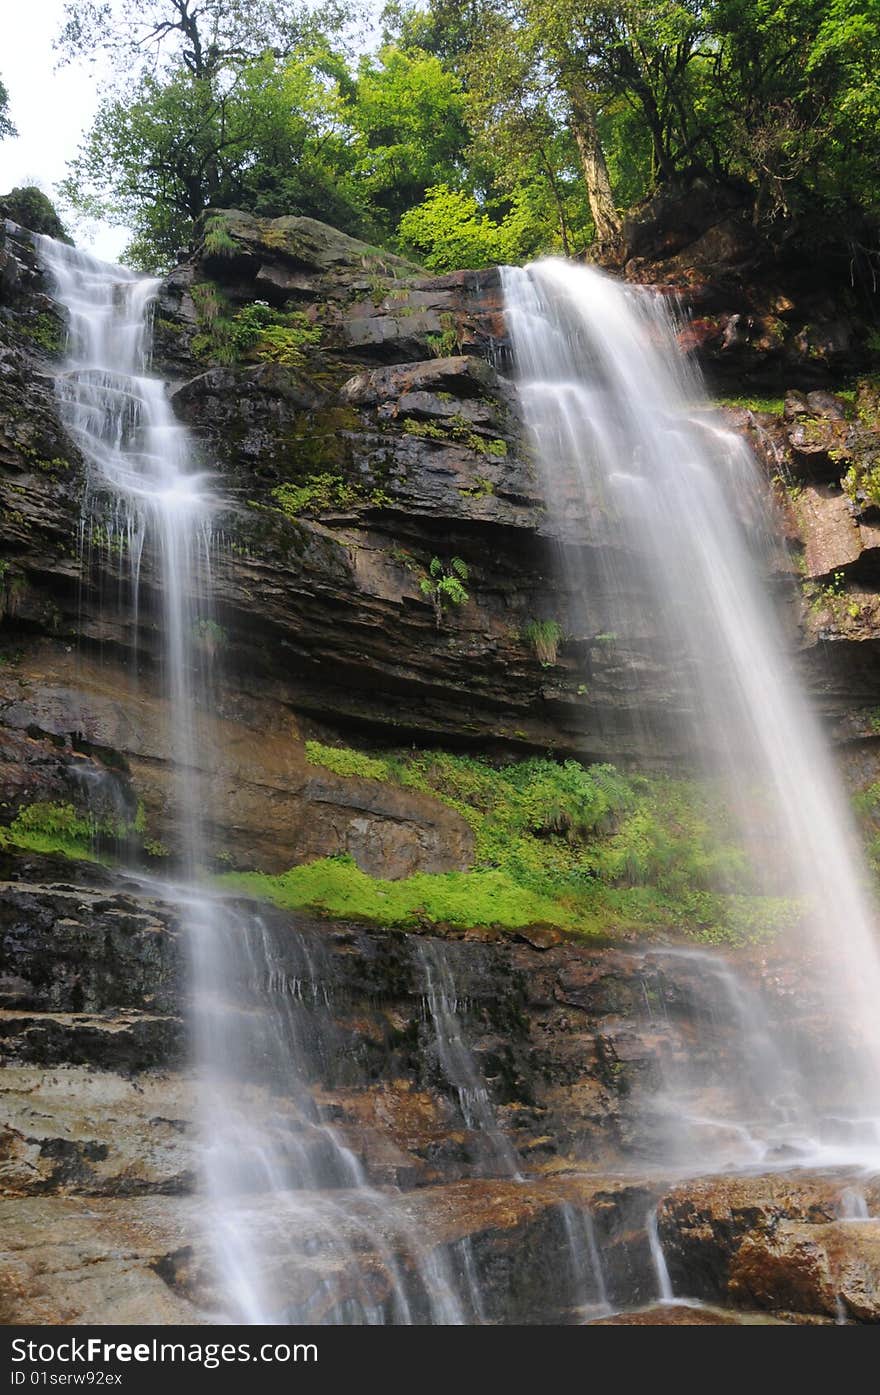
[
  {"x1": 34, "y1": 238, "x2": 476, "y2": 1325},
  {"x1": 34, "y1": 236, "x2": 213, "y2": 864},
  {"x1": 415, "y1": 937, "x2": 610, "y2": 1314},
  {"x1": 34, "y1": 235, "x2": 547, "y2": 1326},
  {"x1": 502, "y1": 260, "x2": 880, "y2": 1163},
  {"x1": 415, "y1": 939, "x2": 523, "y2": 1179}
]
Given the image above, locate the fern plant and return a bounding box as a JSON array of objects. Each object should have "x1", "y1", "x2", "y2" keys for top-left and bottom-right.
[{"x1": 419, "y1": 556, "x2": 469, "y2": 629}]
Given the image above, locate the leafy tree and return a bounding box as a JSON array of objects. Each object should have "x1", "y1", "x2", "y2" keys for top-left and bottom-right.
[
  {"x1": 55, "y1": 0, "x2": 880, "y2": 273},
  {"x1": 61, "y1": 49, "x2": 365, "y2": 268},
  {"x1": 0, "y1": 75, "x2": 15, "y2": 140},
  {"x1": 463, "y1": 8, "x2": 593, "y2": 256},
  {"x1": 0, "y1": 187, "x2": 71, "y2": 242},
  {"x1": 59, "y1": 2, "x2": 362, "y2": 268},
  {"x1": 56, "y1": 0, "x2": 343, "y2": 78},
  {"x1": 709, "y1": 0, "x2": 880, "y2": 241},
  {"x1": 399, "y1": 185, "x2": 506, "y2": 267},
  {"x1": 349, "y1": 45, "x2": 469, "y2": 227}
]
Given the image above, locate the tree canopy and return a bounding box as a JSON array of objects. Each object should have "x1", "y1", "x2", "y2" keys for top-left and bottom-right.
[
  {"x1": 56, "y1": 0, "x2": 880, "y2": 273},
  {"x1": 0, "y1": 75, "x2": 15, "y2": 141}
]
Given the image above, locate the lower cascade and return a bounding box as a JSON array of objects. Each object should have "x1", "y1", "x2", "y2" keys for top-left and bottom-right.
[{"x1": 16, "y1": 228, "x2": 880, "y2": 1325}]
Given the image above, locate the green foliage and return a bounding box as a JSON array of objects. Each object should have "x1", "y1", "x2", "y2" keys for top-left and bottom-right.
[
  {"x1": 217, "y1": 746, "x2": 803, "y2": 944},
  {"x1": 243, "y1": 314, "x2": 323, "y2": 367},
  {"x1": 843, "y1": 459, "x2": 880, "y2": 510},
  {"x1": 400, "y1": 185, "x2": 514, "y2": 270},
  {"x1": 0, "y1": 799, "x2": 144, "y2": 862},
  {"x1": 1, "y1": 187, "x2": 69, "y2": 240},
  {"x1": 402, "y1": 414, "x2": 505, "y2": 457},
  {"x1": 220, "y1": 856, "x2": 591, "y2": 931},
  {"x1": 305, "y1": 741, "x2": 392, "y2": 781},
  {"x1": 348, "y1": 45, "x2": 470, "y2": 226},
  {"x1": 399, "y1": 179, "x2": 572, "y2": 271},
  {"x1": 227, "y1": 299, "x2": 275, "y2": 348},
  {"x1": 524, "y1": 618, "x2": 563, "y2": 666},
  {"x1": 852, "y1": 779, "x2": 880, "y2": 876},
  {"x1": 419, "y1": 556, "x2": 470, "y2": 628},
  {"x1": 190, "y1": 281, "x2": 236, "y2": 363},
  {"x1": 190, "y1": 290, "x2": 322, "y2": 368},
  {"x1": 0, "y1": 74, "x2": 15, "y2": 141},
  {"x1": 801, "y1": 569, "x2": 853, "y2": 618},
  {"x1": 227, "y1": 300, "x2": 321, "y2": 366},
  {"x1": 425, "y1": 310, "x2": 459, "y2": 356},
  {"x1": 56, "y1": 0, "x2": 880, "y2": 273},
  {"x1": 459, "y1": 475, "x2": 496, "y2": 499},
  {"x1": 16, "y1": 313, "x2": 66, "y2": 357},
  {"x1": 271, "y1": 474, "x2": 358, "y2": 517},
  {"x1": 202, "y1": 214, "x2": 239, "y2": 258},
  {"x1": 61, "y1": 49, "x2": 369, "y2": 270},
  {"x1": 718, "y1": 396, "x2": 786, "y2": 415}
]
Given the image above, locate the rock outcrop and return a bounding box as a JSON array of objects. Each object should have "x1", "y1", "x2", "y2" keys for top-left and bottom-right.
[{"x1": 622, "y1": 177, "x2": 878, "y2": 392}]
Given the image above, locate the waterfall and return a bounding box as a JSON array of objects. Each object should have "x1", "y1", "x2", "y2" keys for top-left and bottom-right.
[
  {"x1": 34, "y1": 237, "x2": 472, "y2": 1325},
  {"x1": 646, "y1": 1208, "x2": 675, "y2": 1303},
  {"x1": 415, "y1": 937, "x2": 611, "y2": 1315},
  {"x1": 35, "y1": 236, "x2": 213, "y2": 865},
  {"x1": 415, "y1": 938, "x2": 523, "y2": 1178},
  {"x1": 838, "y1": 1187, "x2": 871, "y2": 1221},
  {"x1": 35, "y1": 230, "x2": 880, "y2": 1323},
  {"x1": 501, "y1": 260, "x2": 880, "y2": 1161}
]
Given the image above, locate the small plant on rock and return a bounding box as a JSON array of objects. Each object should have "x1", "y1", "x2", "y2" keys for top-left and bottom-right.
[
  {"x1": 203, "y1": 214, "x2": 238, "y2": 258},
  {"x1": 419, "y1": 556, "x2": 469, "y2": 629},
  {"x1": 524, "y1": 618, "x2": 563, "y2": 665}
]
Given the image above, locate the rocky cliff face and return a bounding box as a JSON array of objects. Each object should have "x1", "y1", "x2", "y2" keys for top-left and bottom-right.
[
  {"x1": 2, "y1": 858, "x2": 876, "y2": 1324},
  {"x1": 2, "y1": 207, "x2": 880, "y2": 1324},
  {"x1": 4, "y1": 207, "x2": 879, "y2": 816}
]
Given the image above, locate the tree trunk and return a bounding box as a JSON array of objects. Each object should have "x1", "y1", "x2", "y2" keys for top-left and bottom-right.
[{"x1": 566, "y1": 86, "x2": 622, "y2": 252}]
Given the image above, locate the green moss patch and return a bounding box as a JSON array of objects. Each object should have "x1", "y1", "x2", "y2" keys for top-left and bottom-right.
[
  {"x1": 305, "y1": 740, "x2": 391, "y2": 781},
  {"x1": 219, "y1": 857, "x2": 590, "y2": 931},
  {"x1": 220, "y1": 747, "x2": 803, "y2": 944},
  {"x1": 717, "y1": 396, "x2": 785, "y2": 416},
  {"x1": 0, "y1": 800, "x2": 146, "y2": 863}
]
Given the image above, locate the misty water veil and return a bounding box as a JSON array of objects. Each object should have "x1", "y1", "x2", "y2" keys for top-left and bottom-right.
[{"x1": 33, "y1": 233, "x2": 880, "y2": 1324}]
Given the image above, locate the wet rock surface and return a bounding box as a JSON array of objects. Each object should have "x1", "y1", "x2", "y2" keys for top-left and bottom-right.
[
  {"x1": 0, "y1": 212, "x2": 766, "y2": 774},
  {"x1": 659, "y1": 1173, "x2": 880, "y2": 1322},
  {"x1": 0, "y1": 866, "x2": 876, "y2": 1322}
]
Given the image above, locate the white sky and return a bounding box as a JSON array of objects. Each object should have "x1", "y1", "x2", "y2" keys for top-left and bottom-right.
[{"x1": 0, "y1": 0, "x2": 128, "y2": 259}]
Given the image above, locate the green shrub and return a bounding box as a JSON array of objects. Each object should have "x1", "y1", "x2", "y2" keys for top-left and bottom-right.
[
  {"x1": 271, "y1": 474, "x2": 358, "y2": 517},
  {"x1": 203, "y1": 214, "x2": 238, "y2": 258},
  {"x1": 190, "y1": 287, "x2": 322, "y2": 368},
  {"x1": 247, "y1": 315, "x2": 322, "y2": 367}
]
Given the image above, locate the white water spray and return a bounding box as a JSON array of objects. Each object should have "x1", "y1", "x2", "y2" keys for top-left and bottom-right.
[{"x1": 502, "y1": 260, "x2": 880, "y2": 1158}]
